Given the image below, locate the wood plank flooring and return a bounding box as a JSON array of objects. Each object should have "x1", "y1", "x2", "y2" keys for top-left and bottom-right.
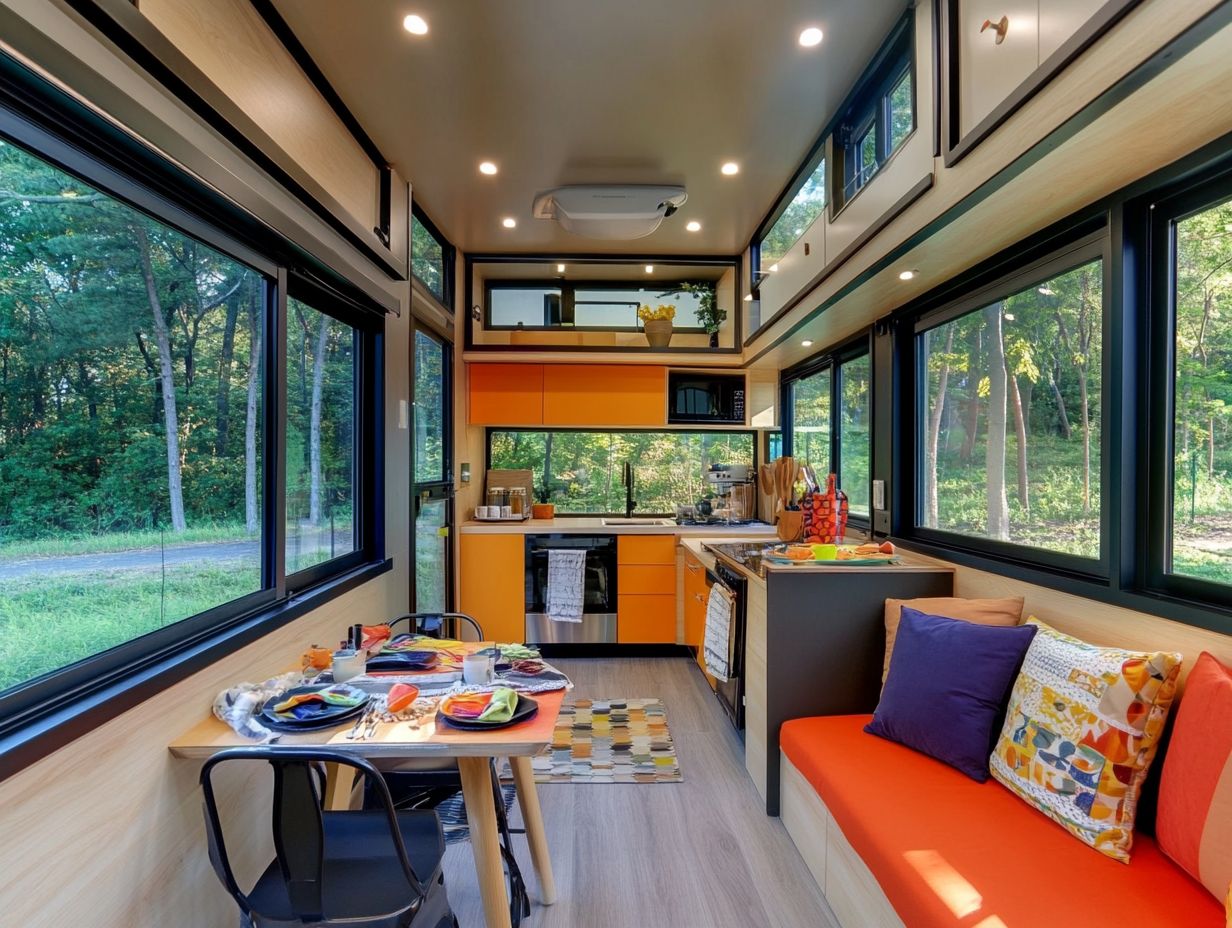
[{"x1": 441, "y1": 657, "x2": 839, "y2": 927}]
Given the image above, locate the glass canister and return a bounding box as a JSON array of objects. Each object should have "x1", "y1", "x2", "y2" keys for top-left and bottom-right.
[
  {"x1": 510, "y1": 487, "x2": 527, "y2": 517},
  {"x1": 486, "y1": 486, "x2": 506, "y2": 512}
]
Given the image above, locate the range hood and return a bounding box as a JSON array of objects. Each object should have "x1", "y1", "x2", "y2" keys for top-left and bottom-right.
[{"x1": 531, "y1": 184, "x2": 687, "y2": 239}]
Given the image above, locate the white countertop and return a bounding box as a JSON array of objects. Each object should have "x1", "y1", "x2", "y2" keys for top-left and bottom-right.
[{"x1": 459, "y1": 518, "x2": 777, "y2": 536}]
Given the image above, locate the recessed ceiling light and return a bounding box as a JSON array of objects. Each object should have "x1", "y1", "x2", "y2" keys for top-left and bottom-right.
[
  {"x1": 720, "y1": 161, "x2": 740, "y2": 176},
  {"x1": 501, "y1": 217, "x2": 517, "y2": 229},
  {"x1": 556, "y1": 263, "x2": 566, "y2": 273},
  {"x1": 801, "y1": 339, "x2": 814, "y2": 347},
  {"x1": 769, "y1": 263, "x2": 779, "y2": 273},
  {"x1": 645, "y1": 265, "x2": 655, "y2": 274},
  {"x1": 799, "y1": 27, "x2": 824, "y2": 47},
  {"x1": 478, "y1": 161, "x2": 498, "y2": 175},
  {"x1": 743, "y1": 294, "x2": 754, "y2": 302},
  {"x1": 898, "y1": 269, "x2": 916, "y2": 281},
  {"x1": 685, "y1": 220, "x2": 702, "y2": 232},
  {"x1": 402, "y1": 13, "x2": 428, "y2": 35}
]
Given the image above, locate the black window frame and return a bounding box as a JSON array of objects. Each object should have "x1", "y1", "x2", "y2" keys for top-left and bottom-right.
[
  {"x1": 411, "y1": 324, "x2": 455, "y2": 613},
  {"x1": 411, "y1": 202, "x2": 456, "y2": 310},
  {"x1": 832, "y1": 16, "x2": 915, "y2": 212},
  {"x1": 897, "y1": 230, "x2": 1111, "y2": 578},
  {"x1": 780, "y1": 332, "x2": 874, "y2": 532},
  {"x1": 483, "y1": 279, "x2": 712, "y2": 333},
  {"x1": 0, "y1": 51, "x2": 388, "y2": 777}
]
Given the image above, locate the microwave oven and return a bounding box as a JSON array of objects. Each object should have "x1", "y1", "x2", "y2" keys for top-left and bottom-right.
[{"x1": 667, "y1": 371, "x2": 746, "y2": 425}]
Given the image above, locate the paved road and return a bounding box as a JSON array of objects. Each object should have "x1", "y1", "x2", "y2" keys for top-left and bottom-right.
[{"x1": 0, "y1": 529, "x2": 353, "y2": 581}]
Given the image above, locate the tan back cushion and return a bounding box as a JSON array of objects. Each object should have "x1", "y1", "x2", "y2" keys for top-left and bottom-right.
[{"x1": 882, "y1": 596, "x2": 1025, "y2": 683}]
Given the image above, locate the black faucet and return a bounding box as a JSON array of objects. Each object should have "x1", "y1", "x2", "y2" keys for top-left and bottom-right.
[{"x1": 622, "y1": 461, "x2": 637, "y2": 518}]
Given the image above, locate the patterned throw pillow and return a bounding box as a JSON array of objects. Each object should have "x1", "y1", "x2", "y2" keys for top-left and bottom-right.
[{"x1": 989, "y1": 618, "x2": 1183, "y2": 862}]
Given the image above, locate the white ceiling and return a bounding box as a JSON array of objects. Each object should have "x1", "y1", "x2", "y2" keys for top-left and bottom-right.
[{"x1": 271, "y1": 0, "x2": 907, "y2": 256}]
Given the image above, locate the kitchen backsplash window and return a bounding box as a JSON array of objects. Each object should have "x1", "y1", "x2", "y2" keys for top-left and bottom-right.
[{"x1": 488, "y1": 430, "x2": 755, "y2": 514}]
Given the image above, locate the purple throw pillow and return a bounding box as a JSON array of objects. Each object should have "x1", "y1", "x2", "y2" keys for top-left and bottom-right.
[{"x1": 865, "y1": 606, "x2": 1037, "y2": 781}]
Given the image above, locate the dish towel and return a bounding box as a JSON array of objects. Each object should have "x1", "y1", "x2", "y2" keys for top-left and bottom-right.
[
  {"x1": 546, "y1": 549, "x2": 586, "y2": 623},
  {"x1": 703, "y1": 584, "x2": 734, "y2": 682}
]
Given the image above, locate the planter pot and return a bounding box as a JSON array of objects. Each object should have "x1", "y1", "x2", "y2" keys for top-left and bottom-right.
[
  {"x1": 643, "y1": 319, "x2": 674, "y2": 348},
  {"x1": 708, "y1": 331, "x2": 719, "y2": 348}
]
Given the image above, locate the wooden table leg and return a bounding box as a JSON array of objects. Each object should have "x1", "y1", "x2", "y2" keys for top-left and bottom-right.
[
  {"x1": 458, "y1": 756, "x2": 513, "y2": 928},
  {"x1": 323, "y1": 763, "x2": 358, "y2": 811},
  {"x1": 509, "y1": 755, "x2": 557, "y2": 905}
]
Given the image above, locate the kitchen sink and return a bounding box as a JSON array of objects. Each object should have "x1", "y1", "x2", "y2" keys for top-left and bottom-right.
[{"x1": 600, "y1": 518, "x2": 675, "y2": 526}]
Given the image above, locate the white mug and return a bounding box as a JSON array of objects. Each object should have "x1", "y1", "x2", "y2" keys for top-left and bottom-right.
[
  {"x1": 462, "y1": 653, "x2": 493, "y2": 685},
  {"x1": 500, "y1": 505, "x2": 513, "y2": 518},
  {"x1": 476, "y1": 506, "x2": 491, "y2": 519},
  {"x1": 332, "y1": 649, "x2": 366, "y2": 683}
]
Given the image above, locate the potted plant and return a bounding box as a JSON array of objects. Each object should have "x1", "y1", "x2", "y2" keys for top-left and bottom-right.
[
  {"x1": 673, "y1": 282, "x2": 725, "y2": 347},
  {"x1": 638, "y1": 303, "x2": 676, "y2": 348}
]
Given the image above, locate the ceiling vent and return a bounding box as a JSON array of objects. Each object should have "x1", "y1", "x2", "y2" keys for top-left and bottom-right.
[{"x1": 531, "y1": 185, "x2": 687, "y2": 240}]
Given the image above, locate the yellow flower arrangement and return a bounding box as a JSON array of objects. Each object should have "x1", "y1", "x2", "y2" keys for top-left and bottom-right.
[{"x1": 637, "y1": 304, "x2": 676, "y2": 323}]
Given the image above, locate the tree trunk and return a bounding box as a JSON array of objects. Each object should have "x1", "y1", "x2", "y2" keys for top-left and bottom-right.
[
  {"x1": 960, "y1": 327, "x2": 982, "y2": 463},
  {"x1": 244, "y1": 291, "x2": 262, "y2": 534},
  {"x1": 308, "y1": 312, "x2": 330, "y2": 525},
  {"x1": 542, "y1": 432, "x2": 554, "y2": 501},
  {"x1": 924, "y1": 327, "x2": 954, "y2": 528},
  {"x1": 215, "y1": 295, "x2": 240, "y2": 455},
  {"x1": 984, "y1": 303, "x2": 1010, "y2": 540},
  {"x1": 1078, "y1": 366, "x2": 1091, "y2": 513},
  {"x1": 134, "y1": 223, "x2": 187, "y2": 533},
  {"x1": 1048, "y1": 364, "x2": 1071, "y2": 439},
  {"x1": 1009, "y1": 372, "x2": 1029, "y2": 511}
]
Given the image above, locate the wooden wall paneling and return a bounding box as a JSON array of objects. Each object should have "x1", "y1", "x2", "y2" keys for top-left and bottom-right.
[{"x1": 744, "y1": 579, "x2": 770, "y2": 803}]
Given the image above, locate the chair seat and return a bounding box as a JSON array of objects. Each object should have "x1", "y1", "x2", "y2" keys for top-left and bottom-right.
[{"x1": 246, "y1": 809, "x2": 446, "y2": 924}]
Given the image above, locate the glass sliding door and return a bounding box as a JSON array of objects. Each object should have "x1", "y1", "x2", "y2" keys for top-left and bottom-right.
[{"x1": 412, "y1": 328, "x2": 452, "y2": 612}]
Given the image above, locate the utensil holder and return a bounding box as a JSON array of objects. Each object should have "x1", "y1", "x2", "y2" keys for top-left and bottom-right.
[{"x1": 776, "y1": 510, "x2": 804, "y2": 542}]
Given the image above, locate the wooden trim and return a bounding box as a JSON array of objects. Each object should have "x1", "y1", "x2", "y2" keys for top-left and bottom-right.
[{"x1": 942, "y1": 0, "x2": 1145, "y2": 166}]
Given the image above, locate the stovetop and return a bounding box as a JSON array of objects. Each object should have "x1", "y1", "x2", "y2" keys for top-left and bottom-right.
[{"x1": 705, "y1": 541, "x2": 775, "y2": 577}]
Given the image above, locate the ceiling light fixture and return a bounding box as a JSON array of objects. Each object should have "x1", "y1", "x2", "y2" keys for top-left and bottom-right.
[
  {"x1": 743, "y1": 294, "x2": 754, "y2": 302},
  {"x1": 478, "y1": 161, "x2": 498, "y2": 175},
  {"x1": 645, "y1": 265, "x2": 655, "y2": 274},
  {"x1": 686, "y1": 220, "x2": 702, "y2": 232},
  {"x1": 769, "y1": 263, "x2": 779, "y2": 273},
  {"x1": 898, "y1": 269, "x2": 916, "y2": 281},
  {"x1": 501, "y1": 217, "x2": 517, "y2": 229},
  {"x1": 801, "y1": 339, "x2": 814, "y2": 347},
  {"x1": 721, "y1": 161, "x2": 740, "y2": 176},
  {"x1": 402, "y1": 13, "x2": 428, "y2": 35},
  {"x1": 798, "y1": 27, "x2": 824, "y2": 47},
  {"x1": 556, "y1": 263, "x2": 566, "y2": 273}
]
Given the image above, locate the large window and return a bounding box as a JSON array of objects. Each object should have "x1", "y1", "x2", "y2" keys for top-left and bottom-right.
[
  {"x1": 839, "y1": 354, "x2": 872, "y2": 516},
  {"x1": 759, "y1": 158, "x2": 827, "y2": 268},
  {"x1": 411, "y1": 207, "x2": 451, "y2": 306},
  {"x1": 413, "y1": 329, "x2": 451, "y2": 614},
  {"x1": 834, "y1": 17, "x2": 914, "y2": 208},
  {"x1": 488, "y1": 430, "x2": 755, "y2": 514},
  {"x1": 791, "y1": 370, "x2": 832, "y2": 470},
  {"x1": 486, "y1": 281, "x2": 709, "y2": 330},
  {"x1": 916, "y1": 258, "x2": 1103, "y2": 559}
]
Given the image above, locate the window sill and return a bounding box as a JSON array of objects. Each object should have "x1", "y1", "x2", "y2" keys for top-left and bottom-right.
[{"x1": 0, "y1": 558, "x2": 392, "y2": 783}]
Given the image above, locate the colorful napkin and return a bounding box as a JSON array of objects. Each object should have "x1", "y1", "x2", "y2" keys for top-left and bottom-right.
[
  {"x1": 272, "y1": 684, "x2": 365, "y2": 716},
  {"x1": 478, "y1": 687, "x2": 518, "y2": 722}
]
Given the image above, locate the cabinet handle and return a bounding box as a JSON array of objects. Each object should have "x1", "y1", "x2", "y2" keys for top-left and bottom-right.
[
  {"x1": 980, "y1": 16, "x2": 1009, "y2": 45},
  {"x1": 686, "y1": 561, "x2": 700, "y2": 573}
]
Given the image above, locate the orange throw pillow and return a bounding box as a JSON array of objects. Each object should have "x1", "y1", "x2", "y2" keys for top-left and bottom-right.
[
  {"x1": 1156, "y1": 651, "x2": 1232, "y2": 907},
  {"x1": 882, "y1": 596, "x2": 1024, "y2": 683}
]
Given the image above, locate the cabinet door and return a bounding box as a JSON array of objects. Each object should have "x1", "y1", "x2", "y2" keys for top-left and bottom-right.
[
  {"x1": 459, "y1": 534, "x2": 526, "y2": 643},
  {"x1": 468, "y1": 363, "x2": 543, "y2": 425},
  {"x1": 957, "y1": 0, "x2": 1040, "y2": 136},
  {"x1": 1038, "y1": 0, "x2": 1104, "y2": 62},
  {"x1": 542, "y1": 365, "x2": 665, "y2": 427},
  {"x1": 682, "y1": 552, "x2": 707, "y2": 647},
  {"x1": 617, "y1": 534, "x2": 677, "y2": 565},
  {"x1": 618, "y1": 593, "x2": 677, "y2": 643}
]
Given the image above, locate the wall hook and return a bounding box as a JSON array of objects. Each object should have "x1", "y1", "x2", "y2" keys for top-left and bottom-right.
[{"x1": 980, "y1": 16, "x2": 1009, "y2": 45}]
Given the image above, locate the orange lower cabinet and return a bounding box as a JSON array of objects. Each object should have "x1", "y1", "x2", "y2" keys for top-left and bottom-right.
[
  {"x1": 459, "y1": 533, "x2": 526, "y2": 644},
  {"x1": 617, "y1": 535, "x2": 677, "y2": 566},
  {"x1": 620, "y1": 564, "x2": 676, "y2": 595},
  {"x1": 617, "y1": 594, "x2": 677, "y2": 644}
]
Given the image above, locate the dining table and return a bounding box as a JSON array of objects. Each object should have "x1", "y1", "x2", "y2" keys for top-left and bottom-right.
[{"x1": 168, "y1": 643, "x2": 562, "y2": 928}]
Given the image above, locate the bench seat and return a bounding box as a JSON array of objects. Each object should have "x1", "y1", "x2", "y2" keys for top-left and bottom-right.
[{"x1": 780, "y1": 715, "x2": 1223, "y2": 928}]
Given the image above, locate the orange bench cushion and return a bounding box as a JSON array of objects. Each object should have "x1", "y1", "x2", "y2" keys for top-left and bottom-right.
[{"x1": 781, "y1": 715, "x2": 1223, "y2": 928}]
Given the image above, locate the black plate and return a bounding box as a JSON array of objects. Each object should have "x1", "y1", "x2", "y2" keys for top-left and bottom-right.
[
  {"x1": 259, "y1": 685, "x2": 369, "y2": 730},
  {"x1": 260, "y1": 702, "x2": 367, "y2": 733},
  {"x1": 437, "y1": 694, "x2": 539, "y2": 730},
  {"x1": 367, "y1": 651, "x2": 439, "y2": 672}
]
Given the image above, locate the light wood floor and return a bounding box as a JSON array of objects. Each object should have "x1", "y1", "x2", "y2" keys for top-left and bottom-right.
[{"x1": 441, "y1": 657, "x2": 838, "y2": 928}]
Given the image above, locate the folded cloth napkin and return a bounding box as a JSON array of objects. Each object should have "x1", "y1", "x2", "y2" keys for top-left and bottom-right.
[
  {"x1": 478, "y1": 687, "x2": 518, "y2": 722},
  {"x1": 546, "y1": 549, "x2": 586, "y2": 623},
  {"x1": 272, "y1": 684, "x2": 365, "y2": 715},
  {"x1": 213, "y1": 671, "x2": 306, "y2": 742},
  {"x1": 703, "y1": 584, "x2": 734, "y2": 682}
]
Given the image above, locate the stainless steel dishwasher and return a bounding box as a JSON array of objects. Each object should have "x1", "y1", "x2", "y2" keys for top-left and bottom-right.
[{"x1": 524, "y1": 534, "x2": 619, "y2": 643}]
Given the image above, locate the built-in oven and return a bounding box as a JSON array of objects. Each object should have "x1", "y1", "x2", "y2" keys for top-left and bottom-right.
[
  {"x1": 524, "y1": 534, "x2": 618, "y2": 644},
  {"x1": 710, "y1": 561, "x2": 747, "y2": 731}
]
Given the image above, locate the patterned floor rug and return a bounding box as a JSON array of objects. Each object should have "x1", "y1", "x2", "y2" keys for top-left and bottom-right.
[{"x1": 531, "y1": 698, "x2": 683, "y2": 783}]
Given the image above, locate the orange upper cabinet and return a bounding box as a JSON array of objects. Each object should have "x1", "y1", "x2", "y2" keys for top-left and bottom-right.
[
  {"x1": 542, "y1": 365, "x2": 665, "y2": 427},
  {"x1": 468, "y1": 363, "x2": 543, "y2": 425}
]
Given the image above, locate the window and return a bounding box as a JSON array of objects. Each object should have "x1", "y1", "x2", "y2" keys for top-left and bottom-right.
[
  {"x1": 916, "y1": 257, "x2": 1103, "y2": 559},
  {"x1": 411, "y1": 207, "x2": 452, "y2": 305},
  {"x1": 488, "y1": 430, "x2": 755, "y2": 515},
  {"x1": 0, "y1": 136, "x2": 269, "y2": 693},
  {"x1": 1166, "y1": 194, "x2": 1232, "y2": 587},
  {"x1": 759, "y1": 158, "x2": 827, "y2": 267},
  {"x1": 414, "y1": 330, "x2": 446, "y2": 484},
  {"x1": 285, "y1": 298, "x2": 358, "y2": 575},
  {"x1": 783, "y1": 344, "x2": 872, "y2": 519},
  {"x1": 834, "y1": 17, "x2": 914, "y2": 207},
  {"x1": 486, "y1": 281, "x2": 708, "y2": 330},
  {"x1": 413, "y1": 329, "x2": 451, "y2": 613}
]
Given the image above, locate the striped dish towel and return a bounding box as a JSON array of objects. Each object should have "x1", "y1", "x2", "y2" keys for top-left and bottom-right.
[{"x1": 703, "y1": 584, "x2": 734, "y2": 682}]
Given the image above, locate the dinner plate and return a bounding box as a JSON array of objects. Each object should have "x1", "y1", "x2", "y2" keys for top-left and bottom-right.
[
  {"x1": 259, "y1": 684, "x2": 369, "y2": 729},
  {"x1": 259, "y1": 702, "x2": 367, "y2": 733},
  {"x1": 367, "y1": 650, "x2": 439, "y2": 672},
  {"x1": 437, "y1": 694, "x2": 539, "y2": 730}
]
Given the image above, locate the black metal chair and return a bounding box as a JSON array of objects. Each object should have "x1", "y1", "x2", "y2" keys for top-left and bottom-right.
[
  {"x1": 201, "y1": 748, "x2": 456, "y2": 928},
  {"x1": 389, "y1": 612, "x2": 484, "y2": 642}
]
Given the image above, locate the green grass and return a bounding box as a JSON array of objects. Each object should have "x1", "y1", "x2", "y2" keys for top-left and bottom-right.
[
  {"x1": 0, "y1": 523, "x2": 254, "y2": 560},
  {"x1": 0, "y1": 563, "x2": 259, "y2": 691}
]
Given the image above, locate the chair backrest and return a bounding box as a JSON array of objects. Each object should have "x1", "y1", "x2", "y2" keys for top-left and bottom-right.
[
  {"x1": 390, "y1": 612, "x2": 484, "y2": 641},
  {"x1": 200, "y1": 748, "x2": 427, "y2": 922}
]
